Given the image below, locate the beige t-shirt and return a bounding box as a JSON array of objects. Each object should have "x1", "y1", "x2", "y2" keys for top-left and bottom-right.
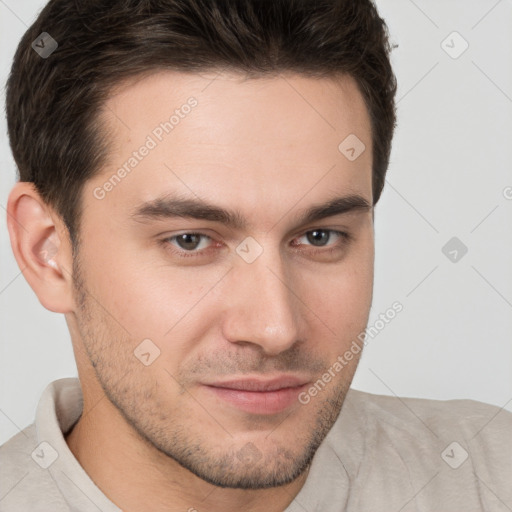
[{"x1": 0, "y1": 378, "x2": 510, "y2": 511}]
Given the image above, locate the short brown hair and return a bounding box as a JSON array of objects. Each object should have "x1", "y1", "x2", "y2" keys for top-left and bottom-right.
[{"x1": 6, "y1": 0, "x2": 397, "y2": 246}]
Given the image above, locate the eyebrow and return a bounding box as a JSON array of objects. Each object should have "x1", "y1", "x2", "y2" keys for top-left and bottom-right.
[{"x1": 131, "y1": 193, "x2": 372, "y2": 231}]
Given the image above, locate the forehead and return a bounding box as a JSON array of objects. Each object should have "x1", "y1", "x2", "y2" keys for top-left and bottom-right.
[
  {"x1": 88, "y1": 70, "x2": 373, "y2": 223},
  {"x1": 102, "y1": 69, "x2": 371, "y2": 147}
]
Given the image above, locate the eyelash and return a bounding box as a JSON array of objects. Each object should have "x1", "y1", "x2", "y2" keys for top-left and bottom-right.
[{"x1": 161, "y1": 229, "x2": 352, "y2": 259}]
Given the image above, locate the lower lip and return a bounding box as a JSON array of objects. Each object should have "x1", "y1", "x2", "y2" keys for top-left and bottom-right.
[{"x1": 203, "y1": 384, "x2": 309, "y2": 415}]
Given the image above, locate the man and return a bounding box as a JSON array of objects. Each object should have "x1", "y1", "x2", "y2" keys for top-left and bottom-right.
[{"x1": 1, "y1": 0, "x2": 510, "y2": 511}]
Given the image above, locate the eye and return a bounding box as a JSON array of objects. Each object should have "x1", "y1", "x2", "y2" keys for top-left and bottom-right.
[
  {"x1": 292, "y1": 229, "x2": 351, "y2": 250},
  {"x1": 165, "y1": 232, "x2": 214, "y2": 255}
]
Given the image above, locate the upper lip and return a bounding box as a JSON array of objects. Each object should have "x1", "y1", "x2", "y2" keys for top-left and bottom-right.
[{"x1": 204, "y1": 375, "x2": 310, "y2": 392}]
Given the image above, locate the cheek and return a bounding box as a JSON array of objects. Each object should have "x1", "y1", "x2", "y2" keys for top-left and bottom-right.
[
  {"x1": 82, "y1": 246, "x2": 224, "y2": 354},
  {"x1": 310, "y1": 233, "x2": 374, "y2": 314},
  {"x1": 77, "y1": 240, "x2": 166, "y2": 336}
]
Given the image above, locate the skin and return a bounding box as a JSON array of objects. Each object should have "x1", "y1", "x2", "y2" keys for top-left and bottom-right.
[{"x1": 7, "y1": 70, "x2": 374, "y2": 512}]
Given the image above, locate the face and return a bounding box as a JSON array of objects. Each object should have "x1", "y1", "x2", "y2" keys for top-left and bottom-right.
[{"x1": 70, "y1": 70, "x2": 374, "y2": 489}]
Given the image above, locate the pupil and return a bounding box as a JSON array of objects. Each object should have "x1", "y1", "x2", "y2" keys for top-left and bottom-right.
[
  {"x1": 179, "y1": 233, "x2": 200, "y2": 250},
  {"x1": 307, "y1": 230, "x2": 328, "y2": 246}
]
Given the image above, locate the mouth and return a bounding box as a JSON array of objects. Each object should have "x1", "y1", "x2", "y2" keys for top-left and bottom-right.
[{"x1": 201, "y1": 375, "x2": 310, "y2": 415}]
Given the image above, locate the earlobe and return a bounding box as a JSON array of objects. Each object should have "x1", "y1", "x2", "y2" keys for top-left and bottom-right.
[{"x1": 6, "y1": 182, "x2": 75, "y2": 314}]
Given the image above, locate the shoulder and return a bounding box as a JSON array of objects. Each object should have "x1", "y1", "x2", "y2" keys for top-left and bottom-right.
[
  {"x1": 344, "y1": 387, "x2": 512, "y2": 439},
  {"x1": 325, "y1": 389, "x2": 512, "y2": 509},
  {"x1": 0, "y1": 425, "x2": 69, "y2": 511},
  {"x1": 341, "y1": 388, "x2": 512, "y2": 462},
  {"x1": 0, "y1": 424, "x2": 39, "y2": 490}
]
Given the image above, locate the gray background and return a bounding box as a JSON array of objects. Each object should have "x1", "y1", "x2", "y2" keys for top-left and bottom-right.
[{"x1": 1, "y1": 0, "x2": 511, "y2": 445}]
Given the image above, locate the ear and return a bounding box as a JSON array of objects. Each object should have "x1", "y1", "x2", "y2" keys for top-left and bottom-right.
[{"x1": 6, "y1": 182, "x2": 75, "y2": 313}]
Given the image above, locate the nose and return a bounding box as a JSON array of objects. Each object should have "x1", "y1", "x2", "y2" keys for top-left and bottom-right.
[{"x1": 221, "y1": 245, "x2": 302, "y2": 356}]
